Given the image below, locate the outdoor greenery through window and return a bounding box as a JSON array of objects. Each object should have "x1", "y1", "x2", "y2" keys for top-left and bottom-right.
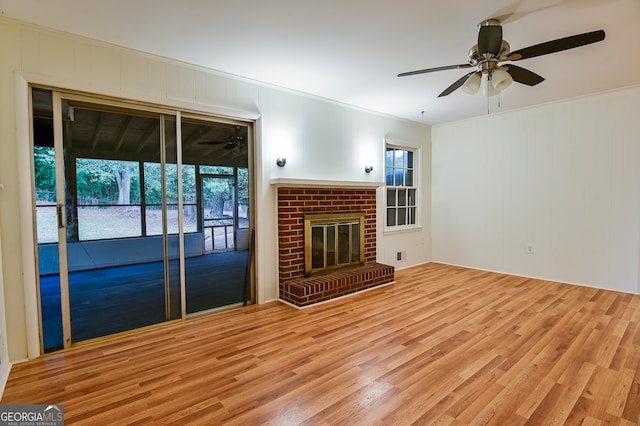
[
  {"x1": 237, "y1": 168, "x2": 249, "y2": 229},
  {"x1": 385, "y1": 146, "x2": 417, "y2": 228},
  {"x1": 76, "y1": 158, "x2": 142, "y2": 240},
  {"x1": 34, "y1": 146, "x2": 57, "y2": 244},
  {"x1": 144, "y1": 163, "x2": 197, "y2": 236},
  {"x1": 33, "y1": 147, "x2": 247, "y2": 242}
]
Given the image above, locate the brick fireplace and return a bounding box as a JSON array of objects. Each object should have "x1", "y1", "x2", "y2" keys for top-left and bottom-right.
[{"x1": 277, "y1": 186, "x2": 394, "y2": 307}]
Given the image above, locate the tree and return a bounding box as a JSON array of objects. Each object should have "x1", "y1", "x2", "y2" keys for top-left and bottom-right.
[
  {"x1": 76, "y1": 158, "x2": 139, "y2": 204},
  {"x1": 112, "y1": 164, "x2": 134, "y2": 205},
  {"x1": 33, "y1": 147, "x2": 56, "y2": 201}
]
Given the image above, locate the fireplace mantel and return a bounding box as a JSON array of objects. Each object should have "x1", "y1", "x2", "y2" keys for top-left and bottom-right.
[{"x1": 270, "y1": 178, "x2": 384, "y2": 188}]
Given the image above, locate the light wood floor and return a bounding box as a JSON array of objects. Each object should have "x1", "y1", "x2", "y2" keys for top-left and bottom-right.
[{"x1": 3, "y1": 263, "x2": 640, "y2": 425}]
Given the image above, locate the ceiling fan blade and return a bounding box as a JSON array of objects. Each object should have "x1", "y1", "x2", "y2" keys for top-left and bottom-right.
[
  {"x1": 398, "y1": 63, "x2": 473, "y2": 77},
  {"x1": 507, "y1": 29, "x2": 605, "y2": 61},
  {"x1": 438, "y1": 72, "x2": 476, "y2": 97},
  {"x1": 504, "y1": 64, "x2": 545, "y2": 86},
  {"x1": 478, "y1": 24, "x2": 503, "y2": 56}
]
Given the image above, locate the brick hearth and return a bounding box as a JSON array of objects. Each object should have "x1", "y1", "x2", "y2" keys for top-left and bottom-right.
[{"x1": 277, "y1": 187, "x2": 394, "y2": 307}]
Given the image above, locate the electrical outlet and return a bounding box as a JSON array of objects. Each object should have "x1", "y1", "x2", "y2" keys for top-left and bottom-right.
[
  {"x1": 396, "y1": 251, "x2": 406, "y2": 261},
  {"x1": 526, "y1": 243, "x2": 534, "y2": 254}
]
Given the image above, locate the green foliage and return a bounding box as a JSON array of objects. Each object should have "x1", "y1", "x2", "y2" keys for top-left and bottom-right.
[
  {"x1": 237, "y1": 168, "x2": 249, "y2": 206},
  {"x1": 200, "y1": 165, "x2": 233, "y2": 175},
  {"x1": 143, "y1": 163, "x2": 162, "y2": 204},
  {"x1": 76, "y1": 159, "x2": 140, "y2": 204},
  {"x1": 144, "y1": 164, "x2": 196, "y2": 204},
  {"x1": 34, "y1": 146, "x2": 249, "y2": 236},
  {"x1": 34, "y1": 147, "x2": 56, "y2": 195}
]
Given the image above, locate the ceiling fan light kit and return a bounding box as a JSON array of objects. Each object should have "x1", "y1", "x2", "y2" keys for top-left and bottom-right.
[
  {"x1": 462, "y1": 67, "x2": 513, "y2": 97},
  {"x1": 461, "y1": 72, "x2": 482, "y2": 94},
  {"x1": 490, "y1": 68, "x2": 513, "y2": 91},
  {"x1": 398, "y1": 19, "x2": 605, "y2": 98}
]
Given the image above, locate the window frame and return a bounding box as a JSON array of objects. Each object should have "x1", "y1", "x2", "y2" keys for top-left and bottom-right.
[{"x1": 384, "y1": 140, "x2": 421, "y2": 233}]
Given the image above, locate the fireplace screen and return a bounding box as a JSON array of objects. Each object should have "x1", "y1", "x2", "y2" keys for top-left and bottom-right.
[{"x1": 304, "y1": 213, "x2": 365, "y2": 276}]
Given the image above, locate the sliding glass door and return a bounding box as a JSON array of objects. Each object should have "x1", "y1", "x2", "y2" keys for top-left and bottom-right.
[
  {"x1": 34, "y1": 89, "x2": 183, "y2": 350},
  {"x1": 32, "y1": 88, "x2": 253, "y2": 352},
  {"x1": 181, "y1": 119, "x2": 251, "y2": 314}
]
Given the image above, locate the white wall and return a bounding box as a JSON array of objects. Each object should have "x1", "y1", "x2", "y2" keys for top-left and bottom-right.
[
  {"x1": 432, "y1": 88, "x2": 640, "y2": 294},
  {"x1": 0, "y1": 17, "x2": 430, "y2": 362}
]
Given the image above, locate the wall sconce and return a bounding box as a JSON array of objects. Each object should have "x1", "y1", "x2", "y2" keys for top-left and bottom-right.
[
  {"x1": 364, "y1": 165, "x2": 373, "y2": 173},
  {"x1": 276, "y1": 157, "x2": 287, "y2": 167}
]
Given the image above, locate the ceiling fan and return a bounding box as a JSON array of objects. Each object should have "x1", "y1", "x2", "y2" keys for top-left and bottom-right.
[
  {"x1": 198, "y1": 126, "x2": 246, "y2": 150},
  {"x1": 398, "y1": 19, "x2": 605, "y2": 97}
]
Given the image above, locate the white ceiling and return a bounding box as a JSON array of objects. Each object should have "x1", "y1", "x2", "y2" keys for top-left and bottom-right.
[{"x1": 1, "y1": 0, "x2": 639, "y2": 125}]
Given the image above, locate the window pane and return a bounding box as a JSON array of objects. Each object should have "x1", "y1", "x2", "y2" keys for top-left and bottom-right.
[
  {"x1": 200, "y1": 165, "x2": 233, "y2": 175},
  {"x1": 183, "y1": 205, "x2": 197, "y2": 233},
  {"x1": 386, "y1": 189, "x2": 396, "y2": 207},
  {"x1": 237, "y1": 167, "x2": 249, "y2": 229},
  {"x1": 394, "y1": 169, "x2": 404, "y2": 186},
  {"x1": 34, "y1": 147, "x2": 56, "y2": 197},
  {"x1": 146, "y1": 163, "x2": 195, "y2": 204},
  {"x1": 182, "y1": 165, "x2": 196, "y2": 202},
  {"x1": 165, "y1": 205, "x2": 181, "y2": 234},
  {"x1": 385, "y1": 167, "x2": 394, "y2": 186},
  {"x1": 385, "y1": 148, "x2": 394, "y2": 167},
  {"x1": 408, "y1": 207, "x2": 416, "y2": 225},
  {"x1": 398, "y1": 189, "x2": 407, "y2": 207},
  {"x1": 394, "y1": 150, "x2": 404, "y2": 168},
  {"x1": 145, "y1": 205, "x2": 163, "y2": 236},
  {"x1": 77, "y1": 159, "x2": 140, "y2": 205},
  {"x1": 147, "y1": 204, "x2": 196, "y2": 235},
  {"x1": 408, "y1": 189, "x2": 416, "y2": 206},
  {"x1": 405, "y1": 169, "x2": 414, "y2": 187},
  {"x1": 165, "y1": 164, "x2": 179, "y2": 204},
  {"x1": 78, "y1": 206, "x2": 141, "y2": 240},
  {"x1": 36, "y1": 206, "x2": 58, "y2": 244},
  {"x1": 407, "y1": 151, "x2": 414, "y2": 168},
  {"x1": 386, "y1": 208, "x2": 396, "y2": 227},
  {"x1": 397, "y1": 208, "x2": 407, "y2": 226},
  {"x1": 34, "y1": 146, "x2": 58, "y2": 244},
  {"x1": 144, "y1": 163, "x2": 162, "y2": 204}
]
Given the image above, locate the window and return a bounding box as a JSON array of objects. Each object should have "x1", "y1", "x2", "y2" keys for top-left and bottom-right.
[
  {"x1": 144, "y1": 163, "x2": 197, "y2": 236},
  {"x1": 34, "y1": 146, "x2": 57, "y2": 244},
  {"x1": 237, "y1": 168, "x2": 249, "y2": 229},
  {"x1": 385, "y1": 146, "x2": 417, "y2": 229},
  {"x1": 76, "y1": 158, "x2": 142, "y2": 240}
]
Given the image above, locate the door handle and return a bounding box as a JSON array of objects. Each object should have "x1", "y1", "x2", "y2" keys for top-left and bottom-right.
[{"x1": 57, "y1": 204, "x2": 64, "y2": 229}]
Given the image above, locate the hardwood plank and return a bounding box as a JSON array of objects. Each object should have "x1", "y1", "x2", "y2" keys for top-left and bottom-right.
[{"x1": 3, "y1": 262, "x2": 640, "y2": 424}]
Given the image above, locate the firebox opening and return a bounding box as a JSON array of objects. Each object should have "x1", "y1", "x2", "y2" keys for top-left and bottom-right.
[{"x1": 304, "y1": 212, "x2": 365, "y2": 277}]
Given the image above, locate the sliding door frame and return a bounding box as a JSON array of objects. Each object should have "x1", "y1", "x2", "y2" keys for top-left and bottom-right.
[{"x1": 31, "y1": 87, "x2": 255, "y2": 353}]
